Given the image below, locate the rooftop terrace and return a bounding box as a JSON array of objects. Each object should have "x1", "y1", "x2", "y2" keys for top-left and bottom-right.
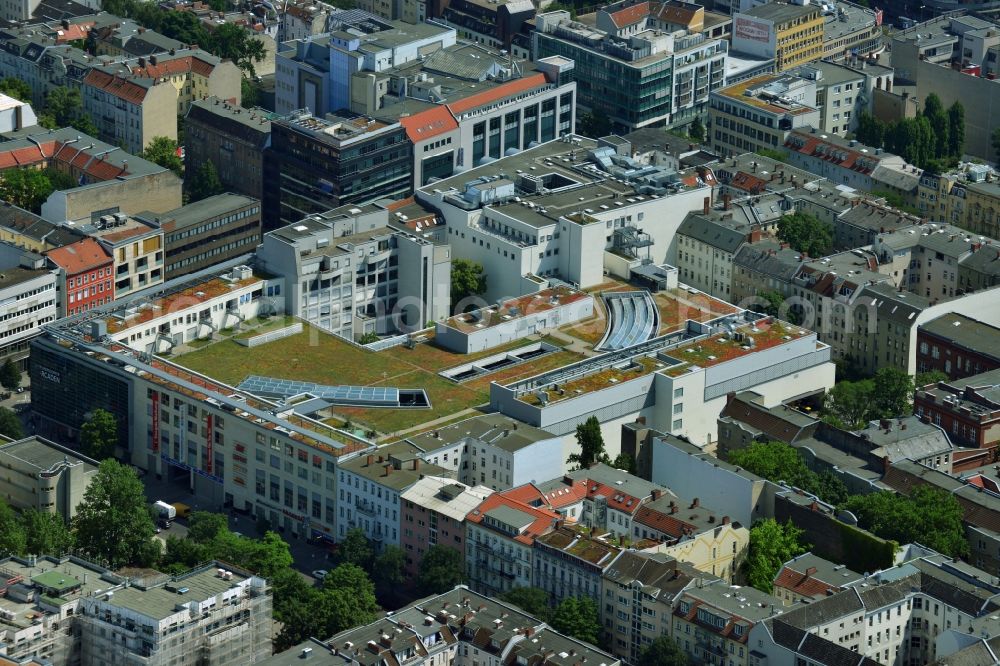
[
  {"x1": 716, "y1": 75, "x2": 817, "y2": 116},
  {"x1": 443, "y1": 286, "x2": 590, "y2": 333},
  {"x1": 172, "y1": 322, "x2": 579, "y2": 436}
]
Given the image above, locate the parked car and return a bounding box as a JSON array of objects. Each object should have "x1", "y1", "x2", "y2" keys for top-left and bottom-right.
[{"x1": 311, "y1": 569, "x2": 328, "y2": 581}]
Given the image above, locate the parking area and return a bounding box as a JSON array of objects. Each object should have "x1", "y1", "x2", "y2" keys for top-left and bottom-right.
[{"x1": 140, "y1": 473, "x2": 330, "y2": 584}]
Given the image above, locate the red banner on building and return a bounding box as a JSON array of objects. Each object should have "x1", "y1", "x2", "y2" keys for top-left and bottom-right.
[
  {"x1": 151, "y1": 392, "x2": 159, "y2": 453},
  {"x1": 205, "y1": 414, "x2": 213, "y2": 475}
]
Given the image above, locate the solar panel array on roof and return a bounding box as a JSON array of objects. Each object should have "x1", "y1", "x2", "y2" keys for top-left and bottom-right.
[{"x1": 237, "y1": 376, "x2": 401, "y2": 406}]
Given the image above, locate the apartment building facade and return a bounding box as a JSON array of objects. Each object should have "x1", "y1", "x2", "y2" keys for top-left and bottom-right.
[
  {"x1": 400, "y1": 476, "x2": 493, "y2": 577},
  {"x1": 464, "y1": 490, "x2": 560, "y2": 596},
  {"x1": 82, "y1": 51, "x2": 241, "y2": 153},
  {"x1": 405, "y1": 414, "x2": 563, "y2": 492},
  {"x1": 29, "y1": 267, "x2": 382, "y2": 541},
  {"x1": 0, "y1": 437, "x2": 97, "y2": 519},
  {"x1": 263, "y1": 112, "x2": 412, "y2": 231},
  {"x1": 184, "y1": 98, "x2": 272, "y2": 204},
  {"x1": 732, "y1": 2, "x2": 824, "y2": 72},
  {"x1": 708, "y1": 74, "x2": 820, "y2": 157},
  {"x1": 44, "y1": 239, "x2": 113, "y2": 316},
  {"x1": 916, "y1": 313, "x2": 1000, "y2": 379},
  {"x1": 0, "y1": 243, "x2": 57, "y2": 370},
  {"x1": 601, "y1": 552, "x2": 702, "y2": 663},
  {"x1": 534, "y1": 9, "x2": 728, "y2": 131},
  {"x1": 142, "y1": 194, "x2": 262, "y2": 280},
  {"x1": 255, "y1": 204, "x2": 450, "y2": 339},
  {"x1": 335, "y1": 443, "x2": 447, "y2": 546}
]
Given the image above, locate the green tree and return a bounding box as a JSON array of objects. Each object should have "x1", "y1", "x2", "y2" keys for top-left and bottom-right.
[
  {"x1": 187, "y1": 159, "x2": 224, "y2": 202},
  {"x1": 73, "y1": 459, "x2": 159, "y2": 568},
  {"x1": 241, "y1": 78, "x2": 259, "y2": 109},
  {"x1": 450, "y1": 258, "x2": 487, "y2": 309},
  {"x1": 186, "y1": 511, "x2": 229, "y2": 543},
  {"x1": 0, "y1": 78, "x2": 31, "y2": 102},
  {"x1": 272, "y1": 568, "x2": 325, "y2": 652},
  {"x1": 728, "y1": 441, "x2": 815, "y2": 489},
  {"x1": 0, "y1": 406, "x2": 24, "y2": 440},
  {"x1": 80, "y1": 408, "x2": 118, "y2": 460},
  {"x1": 0, "y1": 498, "x2": 26, "y2": 555},
  {"x1": 728, "y1": 441, "x2": 848, "y2": 505},
  {"x1": 612, "y1": 452, "x2": 636, "y2": 474},
  {"x1": 688, "y1": 117, "x2": 705, "y2": 143},
  {"x1": 499, "y1": 587, "x2": 552, "y2": 621},
  {"x1": 209, "y1": 24, "x2": 266, "y2": 77},
  {"x1": 855, "y1": 112, "x2": 886, "y2": 148},
  {"x1": 743, "y1": 519, "x2": 807, "y2": 593},
  {"x1": 923, "y1": 93, "x2": 949, "y2": 159},
  {"x1": 21, "y1": 509, "x2": 73, "y2": 556},
  {"x1": 567, "y1": 416, "x2": 607, "y2": 469},
  {"x1": 823, "y1": 378, "x2": 875, "y2": 429},
  {"x1": 215, "y1": 530, "x2": 293, "y2": 579},
  {"x1": 947, "y1": 102, "x2": 965, "y2": 158},
  {"x1": 358, "y1": 331, "x2": 380, "y2": 345},
  {"x1": 776, "y1": 212, "x2": 832, "y2": 258},
  {"x1": 0, "y1": 168, "x2": 56, "y2": 212},
  {"x1": 372, "y1": 545, "x2": 406, "y2": 601},
  {"x1": 550, "y1": 596, "x2": 600, "y2": 645},
  {"x1": 161, "y1": 535, "x2": 213, "y2": 572},
  {"x1": 843, "y1": 486, "x2": 967, "y2": 557},
  {"x1": 871, "y1": 189, "x2": 920, "y2": 216},
  {"x1": 814, "y1": 471, "x2": 850, "y2": 507},
  {"x1": 757, "y1": 148, "x2": 789, "y2": 163},
  {"x1": 871, "y1": 367, "x2": 914, "y2": 419},
  {"x1": 41, "y1": 87, "x2": 96, "y2": 135},
  {"x1": 142, "y1": 136, "x2": 184, "y2": 176},
  {"x1": 752, "y1": 290, "x2": 785, "y2": 318},
  {"x1": 337, "y1": 527, "x2": 374, "y2": 570},
  {"x1": 321, "y1": 563, "x2": 381, "y2": 636},
  {"x1": 578, "y1": 109, "x2": 612, "y2": 138},
  {"x1": 915, "y1": 370, "x2": 948, "y2": 387},
  {"x1": 637, "y1": 635, "x2": 688, "y2": 666},
  {"x1": 417, "y1": 544, "x2": 465, "y2": 594},
  {"x1": 157, "y1": 11, "x2": 210, "y2": 47},
  {"x1": 0, "y1": 358, "x2": 19, "y2": 391}
]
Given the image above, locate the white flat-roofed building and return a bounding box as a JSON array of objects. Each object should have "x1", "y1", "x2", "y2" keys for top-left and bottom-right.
[
  {"x1": 400, "y1": 475, "x2": 493, "y2": 576},
  {"x1": 406, "y1": 413, "x2": 563, "y2": 491},
  {"x1": 415, "y1": 136, "x2": 714, "y2": 301}
]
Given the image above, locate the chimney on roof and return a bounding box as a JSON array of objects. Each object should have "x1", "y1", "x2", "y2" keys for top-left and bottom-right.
[
  {"x1": 722, "y1": 516, "x2": 730, "y2": 525},
  {"x1": 723, "y1": 193, "x2": 732, "y2": 211},
  {"x1": 690, "y1": 497, "x2": 699, "y2": 508},
  {"x1": 367, "y1": 454, "x2": 373, "y2": 466},
  {"x1": 384, "y1": 463, "x2": 392, "y2": 477},
  {"x1": 149, "y1": 55, "x2": 157, "y2": 66},
  {"x1": 651, "y1": 489, "x2": 661, "y2": 501},
  {"x1": 412, "y1": 459, "x2": 420, "y2": 471},
  {"x1": 880, "y1": 418, "x2": 891, "y2": 431},
  {"x1": 805, "y1": 566, "x2": 818, "y2": 577},
  {"x1": 555, "y1": 519, "x2": 564, "y2": 530},
  {"x1": 703, "y1": 196, "x2": 710, "y2": 215}
]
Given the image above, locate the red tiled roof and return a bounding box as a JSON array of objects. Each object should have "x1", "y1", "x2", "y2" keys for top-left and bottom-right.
[
  {"x1": 784, "y1": 133, "x2": 877, "y2": 174},
  {"x1": 84, "y1": 69, "x2": 149, "y2": 105},
  {"x1": 447, "y1": 74, "x2": 548, "y2": 115},
  {"x1": 466, "y1": 493, "x2": 560, "y2": 545},
  {"x1": 53, "y1": 22, "x2": 93, "y2": 43},
  {"x1": 606, "y1": 2, "x2": 651, "y2": 28},
  {"x1": 130, "y1": 55, "x2": 215, "y2": 79},
  {"x1": 773, "y1": 566, "x2": 838, "y2": 599},
  {"x1": 45, "y1": 238, "x2": 112, "y2": 274},
  {"x1": 633, "y1": 505, "x2": 694, "y2": 538},
  {"x1": 730, "y1": 171, "x2": 768, "y2": 194},
  {"x1": 400, "y1": 106, "x2": 458, "y2": 143},
  {"x1": 0, "y1": 143, "x2": 54, "y2": 169}
]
